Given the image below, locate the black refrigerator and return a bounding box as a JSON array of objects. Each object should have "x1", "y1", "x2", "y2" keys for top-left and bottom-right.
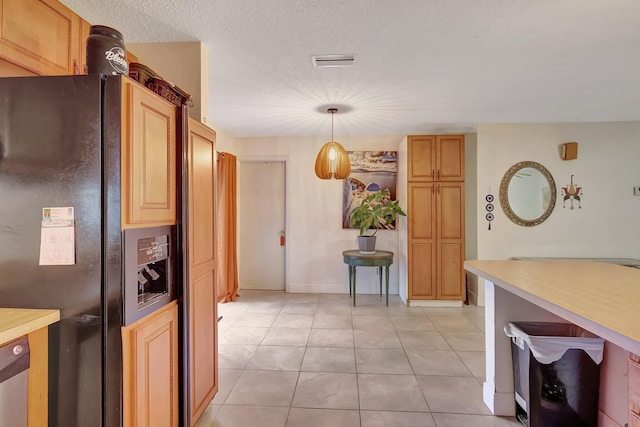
[{"x1": 0, "y1": 74, "x2": 127, "y2": 427}]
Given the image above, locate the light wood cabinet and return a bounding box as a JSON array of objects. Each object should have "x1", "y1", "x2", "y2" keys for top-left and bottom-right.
[
  {"x1": 184, "y1": 119, "x2": 218, "y2": 426},
  {"x1": 0, "y1": 0, "x2": 83, "y2": 76},
  {"x1": 122, "y1": 301, "x2": 179, "y2": 427},
  {"x1": 407, "y1": 134, "x2": 465, "y2": 302},
  {"x1": 121, "y1": 77, "x2": 177, "y2": 229},
  {"x1": 78, "y1": 18, "x2": 91, "y2": 74},
  {"x1": 408, "y1": 134, "x2": 464, "y2": 182},
  {"x1": 408, "y1": 182, "x2": 465, "y2": 300},
  {"x1": 630, "y1": 354, "x2": 640, "y2": 427}
]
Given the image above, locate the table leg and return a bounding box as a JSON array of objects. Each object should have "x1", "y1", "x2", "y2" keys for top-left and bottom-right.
[
  {"x1": 353, "y1": 267, "x2": 357, "y2": 307},
  {"x1": 348, "y1": 265, "x2": 352, "y2": 296},
  {"x1": 378, "y1": 266, "x2": 382, "y2": 297},
  {"x1": 385, "y1": 265, "x2": 390, "y2": 307}
]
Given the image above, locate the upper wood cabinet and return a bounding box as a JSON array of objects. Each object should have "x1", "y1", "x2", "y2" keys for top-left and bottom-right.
[
  {"x1": 121, "y1": 78, "x2": 177, "y2": 229},
  {"x1": 408, "y1": 135, "x2": 465, "y2": 182},
  {"x1": 184, "y1": 119, "x2": 218, "y2": 426},
  {"x1": 0, "y1": 0, "x2": 84, "y2": 76},
  {"x1": 122, "y1": 301, "x2": 179, "y2": 427},
  {"x1": 78, "y1": 18, "x2": 91, "y2": 74}
]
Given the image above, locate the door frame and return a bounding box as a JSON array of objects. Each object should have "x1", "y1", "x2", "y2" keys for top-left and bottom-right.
[{"x1": 237, "y1": 155, "x2": 289, "y2": 292}]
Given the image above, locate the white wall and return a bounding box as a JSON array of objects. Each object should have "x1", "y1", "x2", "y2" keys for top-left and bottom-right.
[
  {"x1": 476, "y1": 122, "x2": 640, "y2": 261},
  {"x1": 397, "y1": 137, "x2": 408, "y2": 301},
  {"x1": 233, "y1": 135, "x2": 405, "y2": 294},
  {"x1": 464, "y1": 133, "x2": 479, "y2": 304},
  {"x1": 214, "y1": 127, "x2": 235, "y2": 154},
  {"x1": 127, "y1": 42, "x2": 209, "y2": 123}
]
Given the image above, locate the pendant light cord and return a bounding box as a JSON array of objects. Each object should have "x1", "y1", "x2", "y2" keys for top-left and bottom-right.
[
  {"x1": 328, "y1": 107, "x2": 337, "y2": 141},
  {"x1": 333, "y1": 111, "x2": 335, "y2": 141}
]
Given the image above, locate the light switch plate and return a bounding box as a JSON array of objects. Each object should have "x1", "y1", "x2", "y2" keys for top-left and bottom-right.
[{"x1": 634, "y1": 186, "x2": 640, "y2": 196}]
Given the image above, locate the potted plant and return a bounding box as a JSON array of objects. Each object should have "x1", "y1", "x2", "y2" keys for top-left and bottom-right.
[{"x1": 349, "y1": 188, "x2": 406, "y2": 254}]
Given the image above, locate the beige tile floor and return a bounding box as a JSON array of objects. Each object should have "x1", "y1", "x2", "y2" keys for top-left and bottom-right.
[{"x1": 195, "y1": 291, "x2": 521, "y2": 427}]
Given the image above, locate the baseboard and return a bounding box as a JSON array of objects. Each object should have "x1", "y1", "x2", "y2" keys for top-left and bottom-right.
[
  {"x1": 287, "y1": 283, "x2": 400, "y2": 295},
  {"x1": 483, "y1": 381, "x2": 516, "y2": 416},
  {"x1": 287, "y1": 283, "x2": 346, "y2": 294},
  {"x1": 467, "y1": 289, "x2": 479, "y2": 306},
  {"x1": 408, "y1": 300, "x2": 463, "y2": 308}
]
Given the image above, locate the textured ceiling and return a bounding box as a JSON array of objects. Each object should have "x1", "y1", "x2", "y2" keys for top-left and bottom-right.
[{"x1": 60, "y1": 0, "x2": 640, "y2": 137}]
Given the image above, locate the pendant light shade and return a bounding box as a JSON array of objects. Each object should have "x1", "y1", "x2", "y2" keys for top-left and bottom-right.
[{"x1": 314, "y1": 108, "x2": 351, "y2": 180}]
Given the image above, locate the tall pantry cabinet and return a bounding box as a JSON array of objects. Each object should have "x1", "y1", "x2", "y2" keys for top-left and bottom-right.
[
  {"x1": 406, "y1": 135, "x2": 465, "y2": 302},
  {"x1": 182, "y1": 118, "x2": 219, "y2": 426}
]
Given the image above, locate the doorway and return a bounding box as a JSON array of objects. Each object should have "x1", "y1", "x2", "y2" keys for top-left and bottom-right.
[{"x1": 237, "y1": 160, "x2": 286, "y2": 291}]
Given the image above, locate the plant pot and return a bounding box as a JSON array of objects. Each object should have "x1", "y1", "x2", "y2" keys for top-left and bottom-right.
[{"x1": 357, "y1": 235, "x2": 376, "y2": 254}]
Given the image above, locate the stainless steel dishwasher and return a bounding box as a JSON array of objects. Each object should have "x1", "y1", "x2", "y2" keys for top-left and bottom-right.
[{"x1": 0, "y1": 336, "x2": 30, "y2": 427}]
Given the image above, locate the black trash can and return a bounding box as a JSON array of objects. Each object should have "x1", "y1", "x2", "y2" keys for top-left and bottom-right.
[{"x1": 505, "y1": 322, "x2": 604, "y2": 427}]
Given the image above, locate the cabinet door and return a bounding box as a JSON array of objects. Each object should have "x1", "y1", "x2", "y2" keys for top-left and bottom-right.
[
  {"x1": 122, "y1": 302, "x2": 179, "y2": 427},
  {"x1": 408, "y1": 135, "x2": 436, "y2": 181},
  {"x1": 185, "y1": 119, "x2": 218, "y2": 425},
  {"x1": 408, "y1": 135, "x2": 465, "y2": 182},
  {"x1": 78, "y1": 18, "x2": 91, "y2": 74},
  {"x1": 0, "y1": 0, "x2": 80, "y2": 75},
  {"x1": 436, "y1": 135, "x2": 465, "y2": 181},
  {"x1": 122, "y1": 78, "x2": 177, "y2": 228},
  {"x1": 408, "y1": 183, "x2": 436, "y2": 299},
  {"x1": 436, "y1": 182, "x2": 465, "y2": 299}
]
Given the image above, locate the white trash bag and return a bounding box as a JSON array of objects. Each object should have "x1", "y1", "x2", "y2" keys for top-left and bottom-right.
[{"x1": 504, "y1": 322, "x2": 605, "y2": 365}]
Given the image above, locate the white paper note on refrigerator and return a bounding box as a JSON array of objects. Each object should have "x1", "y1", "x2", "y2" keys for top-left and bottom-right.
[{"x1": 39, "y1": 207, "x2": 75, "y2": 265}]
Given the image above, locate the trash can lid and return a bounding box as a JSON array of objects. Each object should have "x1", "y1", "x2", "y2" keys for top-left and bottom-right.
[{"x1": 504, "y1": 322, "x2": 605, "y2": 364}]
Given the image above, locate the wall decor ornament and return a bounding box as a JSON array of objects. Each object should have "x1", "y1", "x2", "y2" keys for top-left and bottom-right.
[
  {"x1": 485, "y1": 192, "x2": 495, "y2": 230},
  {"x1": 562, "y1": 174, "x2": 583, "y2": 209}
]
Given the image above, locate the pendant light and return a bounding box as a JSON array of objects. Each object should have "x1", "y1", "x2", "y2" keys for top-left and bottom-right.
[{"x1": 314, "y1": 108, "x2": 351, "y2": 179}]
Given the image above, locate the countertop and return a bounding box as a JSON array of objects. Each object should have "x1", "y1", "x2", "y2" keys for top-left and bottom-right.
[
  {"x1": 465, "y1": 259, "x2": 640, "y2": 354},
  {"x1": 0, "y1": 308, "x2": 60, "y2": 345}
]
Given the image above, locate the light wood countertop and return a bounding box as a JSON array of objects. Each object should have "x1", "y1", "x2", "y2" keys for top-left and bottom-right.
[
  {"x1": 0, "y1": 308, "x2": 60, "y2": 345},
  {"x1": 465, "y1": 260, "x2": 640, "y2": 354}
]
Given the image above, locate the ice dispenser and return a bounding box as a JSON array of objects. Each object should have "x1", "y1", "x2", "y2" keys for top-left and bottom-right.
[{"x1": 123, "y1": 226, "x2": 176, "y2": 325}]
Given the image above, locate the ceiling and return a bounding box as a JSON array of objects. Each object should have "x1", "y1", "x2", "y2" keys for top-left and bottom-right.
[{"x1": 60, "y1": 0, "x2": 640, "y2": 138}]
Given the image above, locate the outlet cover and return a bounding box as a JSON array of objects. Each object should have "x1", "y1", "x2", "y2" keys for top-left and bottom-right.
[{"x1": 634, "y1": 186, "x2": 640, "y2": 196}]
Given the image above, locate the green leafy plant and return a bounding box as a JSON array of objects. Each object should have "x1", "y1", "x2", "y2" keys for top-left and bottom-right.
[{"x1": 349, "y1": 188, "x2": 406, "y2": 236}]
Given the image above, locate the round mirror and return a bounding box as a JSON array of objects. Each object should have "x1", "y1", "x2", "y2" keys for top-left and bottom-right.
[{"x1": 499, "y1": 161, "x2": 556, "y2": 227}]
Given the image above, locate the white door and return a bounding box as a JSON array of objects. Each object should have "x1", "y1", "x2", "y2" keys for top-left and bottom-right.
[{"x1": 238, "y1": 161, "x2": 286, "y2": 290}]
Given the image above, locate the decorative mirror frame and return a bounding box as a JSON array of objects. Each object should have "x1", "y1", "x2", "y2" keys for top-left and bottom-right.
[{"x1": 499, "y1": 161, "x2": 557, "y2": 227}]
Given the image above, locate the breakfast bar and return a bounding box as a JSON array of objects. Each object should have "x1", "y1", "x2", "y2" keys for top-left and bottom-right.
[{"x1": 464, "y1": 260, "x2": 640, "y2": 424}]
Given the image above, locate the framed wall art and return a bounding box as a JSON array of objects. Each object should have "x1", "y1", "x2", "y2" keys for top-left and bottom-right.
[{"x1": 342, "y1": 151, "x2": 398, "y2": 229}]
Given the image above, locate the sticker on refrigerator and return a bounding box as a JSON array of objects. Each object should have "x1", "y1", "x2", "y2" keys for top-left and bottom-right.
[{"x1": 39, "y1": 207, "x2": 76, "y2": 265}]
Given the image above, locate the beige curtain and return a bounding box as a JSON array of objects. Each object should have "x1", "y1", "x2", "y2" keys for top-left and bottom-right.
[{"x1": 216, "y1": 152, "x2": 239, "y2": 303}]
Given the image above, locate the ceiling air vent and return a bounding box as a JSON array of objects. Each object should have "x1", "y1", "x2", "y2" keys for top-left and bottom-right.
[{"x1": 311, "y1": 54, "x2": 355, "y2": 68}]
